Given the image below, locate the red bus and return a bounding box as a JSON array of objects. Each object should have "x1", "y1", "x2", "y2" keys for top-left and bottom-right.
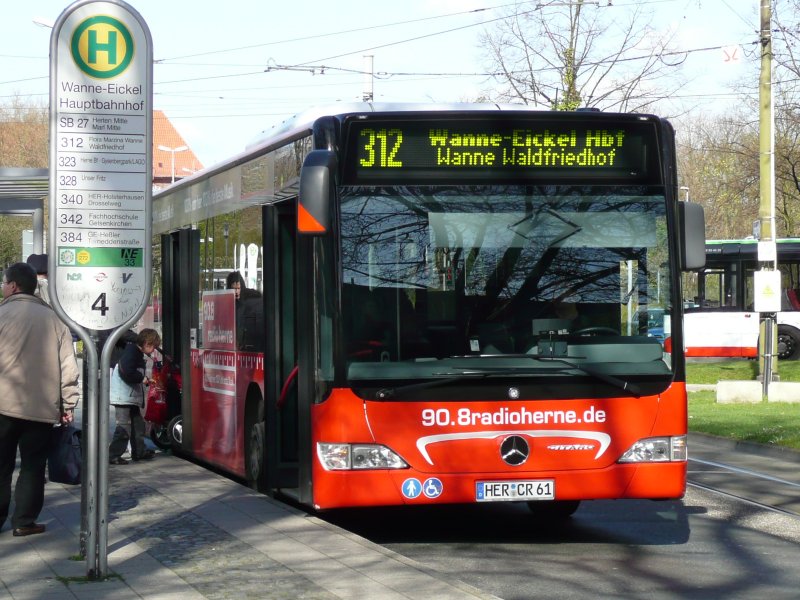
[{"x1": 151, "y1": 104, "x2": 705, "y2": 516}]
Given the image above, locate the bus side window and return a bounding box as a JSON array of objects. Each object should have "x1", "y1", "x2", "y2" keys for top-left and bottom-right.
[{"x1": 697, "y1": 269, "x2": 730, "y2": 311}]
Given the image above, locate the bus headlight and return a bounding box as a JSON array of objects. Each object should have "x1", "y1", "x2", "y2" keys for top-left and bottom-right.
[
  {"x1": 317, "y1": 443, "x2": 408, "y2": 471},
  {"x1": 618, "y1": 435, "x2": 687, "y2": 463}
]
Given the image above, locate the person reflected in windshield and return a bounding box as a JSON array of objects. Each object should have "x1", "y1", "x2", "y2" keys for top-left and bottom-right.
[
  {"x1": 553, "y1": 299, "x2": 579, "y2": 324},
  {"x1": 531, "y1": 297, "x2": 614, "y2": 340},
  {"x1": 533, "y1": 298, "x2": 586, "y2": 333}
]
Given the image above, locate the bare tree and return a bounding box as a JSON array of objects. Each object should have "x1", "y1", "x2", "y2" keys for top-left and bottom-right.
[
  {"x1": 773, "y1": 0, "x2": 800, "y2": 87},
  {"x1": 676, "y1": 113, "x2": 760, "y2": 240},
  {"x1": 771, "y1": 0, "x2": 800, "y2": 237},
  {"x1": 481, "y1": 0, "x2": 684, "y2": 112}
]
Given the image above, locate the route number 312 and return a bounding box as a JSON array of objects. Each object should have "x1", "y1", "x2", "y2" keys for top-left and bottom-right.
[{"x1": 359, "y1": 128, "x2": 403, "y2": 168}]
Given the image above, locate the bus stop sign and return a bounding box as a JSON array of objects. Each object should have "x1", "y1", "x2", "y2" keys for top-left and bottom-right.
[{"x1": 49, "y1": 0, "x2": 153, "y2": 331}]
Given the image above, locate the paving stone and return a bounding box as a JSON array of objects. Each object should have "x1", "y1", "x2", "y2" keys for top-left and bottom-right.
[{"x1": 106, "y1": 470, "x2": 338, "y2": 600}]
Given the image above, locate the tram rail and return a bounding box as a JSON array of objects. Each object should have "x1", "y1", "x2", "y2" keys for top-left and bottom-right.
[{"x1": 687, "y1": 433, "x2": 800, "y2": 518}]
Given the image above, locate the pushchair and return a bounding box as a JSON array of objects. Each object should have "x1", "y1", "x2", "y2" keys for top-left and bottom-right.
[{"x1": 144, "y1": 349, "x2": 183, "y2": 450}]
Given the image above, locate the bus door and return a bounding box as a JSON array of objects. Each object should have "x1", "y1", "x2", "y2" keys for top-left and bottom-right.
[
  {"x1": 161, "y1": 228, "x2": 200, "y2": 445},
  {"x1": 265, "y1": 201, "x2": 300, "y2": 493}
]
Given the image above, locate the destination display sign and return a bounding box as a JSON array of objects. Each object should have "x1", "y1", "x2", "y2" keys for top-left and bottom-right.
[
  {"x1": 49, "y1": 0, "x2": 152, "y2": 330},
  {"x1": 344, "y1": 117, "x2": 659, "y2": 184}
]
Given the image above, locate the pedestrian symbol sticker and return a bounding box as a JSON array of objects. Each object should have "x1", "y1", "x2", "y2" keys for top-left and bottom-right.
[{"x1": 402, "y1": 478, "x2": 422, "y2": 499}]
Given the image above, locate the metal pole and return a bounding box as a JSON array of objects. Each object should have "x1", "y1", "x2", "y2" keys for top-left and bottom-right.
[
  {"x1": 759, "y1": 0, "x2": 776, "y2": 395},
  {"x1": 79, "y1": 344, "x2": 89, "y2": 558},
  {"x1": 32, "y1": 207, "x2": 44, "y2": 254},
  {"x1": 80, "y1": 331, "x2": 100, "y2": 577},
  {"x1": 763, "y1": 317, "x2": 774, "y2": 398},
  {"x1": 97, "y1": 326, "x2": 128, "y2": 576},
  {"x1": 363, "y1": 55, "x2": 374, "y2": 102},
  {"x1": 224, "y1": 223, "x2": 229, "y2": 267}
]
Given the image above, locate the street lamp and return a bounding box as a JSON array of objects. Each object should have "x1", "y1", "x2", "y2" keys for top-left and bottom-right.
[
  {"x1": 158, "y1": 144, "x2": 188, "y2": 183},
  {"x1": 223, "y1": 223, "x2": 229, "y2": 266}
]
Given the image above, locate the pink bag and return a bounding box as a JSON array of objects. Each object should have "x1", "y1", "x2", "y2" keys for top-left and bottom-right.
[{"x1": 143, "y1": 385, "x2": 167, "y2": 424}]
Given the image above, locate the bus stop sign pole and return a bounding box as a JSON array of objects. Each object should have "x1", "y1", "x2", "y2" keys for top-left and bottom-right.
[{"x1": 48, "y1": 0, "x2": 152, "y2": 579}]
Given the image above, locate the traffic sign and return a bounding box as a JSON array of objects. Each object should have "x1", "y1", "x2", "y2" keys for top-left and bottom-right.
[
  {"x1": 49, "y1": 0, "x2": 152, "y2": 331},
  {"x1": 754, "y1": 269, "x2": 782, "y2": 313}
]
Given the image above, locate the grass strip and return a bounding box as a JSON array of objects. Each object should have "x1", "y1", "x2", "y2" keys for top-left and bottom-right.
[
  {"x1": 689, "y1": 390, "x2": 800, "y2": 450},
  {"x1": 686, "y1": 359, "x2": 800, "y2": 384}
]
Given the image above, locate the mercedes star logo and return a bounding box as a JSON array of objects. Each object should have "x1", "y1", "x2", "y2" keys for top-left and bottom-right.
[{"x1": 500, "y1": 435, "x2": 530, "y2": 466}]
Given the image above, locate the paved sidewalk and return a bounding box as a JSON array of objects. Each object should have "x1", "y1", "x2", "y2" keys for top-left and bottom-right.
[{"x1": 0, "y1": 454, "x2": 500, "y2": 600}]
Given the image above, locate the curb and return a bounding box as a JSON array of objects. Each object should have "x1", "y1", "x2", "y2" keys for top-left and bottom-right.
[{"x1": 687, "y1": 384, "x2": 716, "y2": 392}]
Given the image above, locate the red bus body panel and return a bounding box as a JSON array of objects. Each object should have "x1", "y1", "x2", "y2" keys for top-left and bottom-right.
[
  {"x1": 190, "y1": 348, "x2": 263, "y2": 477},
  {"x1": 311, "y1": 383, "x2": 687, "y2": 509}
]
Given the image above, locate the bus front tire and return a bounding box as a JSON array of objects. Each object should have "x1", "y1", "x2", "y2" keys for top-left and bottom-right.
[{"x1": 777, "y1": 326, "x2": 800, "y2": 360}]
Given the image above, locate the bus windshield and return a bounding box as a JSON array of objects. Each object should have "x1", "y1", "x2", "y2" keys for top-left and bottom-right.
[{"x1": 340, "y1": 184, "x2": 672, "y2": 390}]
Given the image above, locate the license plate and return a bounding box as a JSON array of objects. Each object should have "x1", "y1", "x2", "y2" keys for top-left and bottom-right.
[{"x1": 476, "y1": 480, "x2": 555, "y2": 502}]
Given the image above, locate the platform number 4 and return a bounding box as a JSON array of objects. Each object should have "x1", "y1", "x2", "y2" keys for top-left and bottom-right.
[{"x1": 92, "y1": 293, "x2": 109, "y2": 316}]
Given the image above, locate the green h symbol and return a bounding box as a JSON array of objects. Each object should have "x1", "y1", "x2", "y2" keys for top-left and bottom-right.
[{"x1": 88, "y1": 29, "x2": 117, "y2": 64}]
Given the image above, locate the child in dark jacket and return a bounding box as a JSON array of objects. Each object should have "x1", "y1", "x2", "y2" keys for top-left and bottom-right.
[{"x1": 109, "y1": 328, "x2": 161, "y2": 464}]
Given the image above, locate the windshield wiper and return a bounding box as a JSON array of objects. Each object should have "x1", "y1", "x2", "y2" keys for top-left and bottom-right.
[
  {"x1": 374, "y1": 356, "x2": 642, "y2": 399},
  {"x1": 375, "y1": 371, "x2": 491, "y2": 399},
  {"x1": 446, "y1": 354, "x2": 643, "y2": 397},
  {"x1": 526, "y1": 355, "x2": 643, "y2": 396}
]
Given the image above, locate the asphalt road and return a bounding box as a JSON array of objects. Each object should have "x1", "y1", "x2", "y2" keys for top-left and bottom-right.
[{"x1": 322, "y1": 436, "x2": 800, "y2": 600}]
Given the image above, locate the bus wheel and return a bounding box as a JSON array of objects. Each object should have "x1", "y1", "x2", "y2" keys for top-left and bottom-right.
[
  {"x1": 527, "y1": 500, "x2": 580, "y2": 519},
  {"x1": 168, "y1": 415, "x2": 183, "y2": 448},
  {"x1": 150, "y1": 423, "x2": 171, "y2": 450},
  {"x1": 246, "y1": 420, "x2": 265, "y2": 490},
  {"x1": 777, "y1": 326, "x2": 800, "y2": 360}
]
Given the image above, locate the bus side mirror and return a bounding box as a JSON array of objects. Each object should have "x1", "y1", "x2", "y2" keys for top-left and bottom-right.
[
  {"x1": 679, "y1": 201, "x2": 705, "y2": 271},
  {"x1": 298, "y1": 150, "x2": 337, "y2": 235}
]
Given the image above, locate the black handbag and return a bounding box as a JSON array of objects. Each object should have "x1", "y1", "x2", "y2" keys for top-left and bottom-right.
[{"x1": 48, "y1": 425, "x2": 82, "y2": 485}]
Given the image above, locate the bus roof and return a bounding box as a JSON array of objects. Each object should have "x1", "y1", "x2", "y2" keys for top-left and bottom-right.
[
  {"x1": 245, "y1": 101, "x2": 538, "y2": 151},
  {"x1": 155, "y1": 102, "x2": 662, "y2": 199},
  {"x1": 706, "y1": 238, "x2": 800, "y2": 245},
  {"x1": 705, "y1": 238, "x2": 800, "y2": 259},
  {"x1": 154, "y1": 103, "x2": 536, "y2": 198}
]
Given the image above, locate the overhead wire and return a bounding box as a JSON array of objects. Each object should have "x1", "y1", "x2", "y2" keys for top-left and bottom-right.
[
  {"x1": 0, "y1": 0, "x2": 767, "y2": 125},
  {"x1": 155, "y1": 40, "x2": 759, "y2": 88},
  {"x1": 155, "y1": 3, "x2": 521, "y2": 63},
  {"x1": 1, "y1": 1, "x2": 760, "y2": 96}
]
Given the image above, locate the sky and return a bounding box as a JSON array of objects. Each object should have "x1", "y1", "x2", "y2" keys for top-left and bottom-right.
[{"x1": 2, "y1": 0, "x2": 760, "y2": 169}]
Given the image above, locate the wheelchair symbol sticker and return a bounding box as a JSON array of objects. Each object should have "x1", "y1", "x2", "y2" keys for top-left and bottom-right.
[
  {"x1": 402, "y1": 478, "x2": 422, "y2": 499},
  {"x1": 422, "y1": 477, "x2": 443, "y2": 498}
]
